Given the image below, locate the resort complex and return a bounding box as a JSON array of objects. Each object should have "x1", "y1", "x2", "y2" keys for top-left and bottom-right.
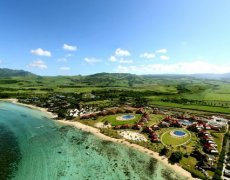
[
  {"x1": 18, "y1": 95, "x2": 230, "y2": 179},
  {"x1": 80, "y1": 107, "x2": 229, "y2": 179}
]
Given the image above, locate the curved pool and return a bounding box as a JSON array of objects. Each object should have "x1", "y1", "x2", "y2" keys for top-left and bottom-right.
[
  {"x1": 122, "y1": 115, "x2": 135, "y2": 120},
  {"x1": 170, "y1": 130, "x2": 187, "y2": 138},
  {"x1": 117, "y1": 115, "x2": 135, "y2": 121}
]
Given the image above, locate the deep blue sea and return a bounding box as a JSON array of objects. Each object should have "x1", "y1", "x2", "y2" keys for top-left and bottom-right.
[{"x1": 0, "y1": 102, "x2": 187, "y2": 180}]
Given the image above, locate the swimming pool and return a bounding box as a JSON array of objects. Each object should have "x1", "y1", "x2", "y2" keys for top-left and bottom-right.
[
  {"x1": 170, "y1": 130, "x2": 187, "y2": 138},
  {"x1": 117, "y1": 114, "x2": 135, "y2": 121},
  {"x1": 122, "y1": 115, "x2": 135, "y2": 120}
]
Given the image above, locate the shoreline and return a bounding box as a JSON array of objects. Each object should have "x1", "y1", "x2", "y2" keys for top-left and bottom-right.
[
  {"x1": 1, "y1": 99, "x2": 193, "y2": 179},
  {"x1": 58, "y1": 120, "x2": 193, "y2": 179},
  {"x1": 0, "y1": 98, "x2": 57, "y2": 119}
]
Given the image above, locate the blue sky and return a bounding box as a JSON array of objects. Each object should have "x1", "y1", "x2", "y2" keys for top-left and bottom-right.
[{"x1": 0, "y1": 0, "x2": 230, "y2": 75}]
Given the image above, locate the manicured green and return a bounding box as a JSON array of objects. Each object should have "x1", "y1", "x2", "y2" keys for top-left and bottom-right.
[
  {"x1": 98, "y1": 114, "x2": 141, "y2": 126},
  {"x1": 161, "y1": 129, "x2": 191, "y2": 147}
]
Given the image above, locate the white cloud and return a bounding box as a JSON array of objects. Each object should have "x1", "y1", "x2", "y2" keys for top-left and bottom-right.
[
  {"x1": 109, "y1": 48, "x2": 132, "y2": 63},
  {"x1": 60, "y1": 66, "x2": 71, "y2": 71},
  {"x1": 30, "y1": 48, "x2": 51, "y2": 57},
  {"x1": 160, "y1": 55, "x2": 170, "y2": 60},
  {"x1": 0, "y1": 60, "x2": 2, "y2": 64},
  {"x1": 28, "y1": 60, "x2": 47, "y2": 69},
  {"x1": 84, "y1": 57, "x2": 101, "y2": 64},
  {"x1": 63, "y1": 44, "x2": 77, "y2": 51},
  {"x1": 109, "y1": 55, "x2": 133, "y2": 64},
  {"x1": 115, "y1": 48, "x2": 130, "y2": 57},
  {"x1": 116, "y1": 61, "x2": 230, "y2": 74},
  {"x1": 119, "y1": 58, "x2": 133, "y2": 64},
  {"x1": 109, "y1": 56, "x2": 117, "y2": 62},
  {"x1": 140, "y1": 52, "x2": 156, "y2": 59},
  {"x1": 156, "y1": 49, "x2": 167, "y2": 53}
]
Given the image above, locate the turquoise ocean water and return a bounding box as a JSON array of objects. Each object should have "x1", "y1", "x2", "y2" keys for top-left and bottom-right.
[{"x1": 0, "y1": 102, "x2": 187, "y2": 180}]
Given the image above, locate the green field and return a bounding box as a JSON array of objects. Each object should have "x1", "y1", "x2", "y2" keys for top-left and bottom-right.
[
  {"x1": 180, "y1": 156, "x2": 206, "y2": 179},
  {"x1": 161, "y1": 129, "x2": 191, "y2": 146},
  {"x1": 0, "y1": 69, "x2": 230, "y2": 114},
  {"x1": 147, "y1": 114, "x2": 166, "y2": 126},
  {"x1": 97, "y1": 114, "x2": 141, "y2": 126}
]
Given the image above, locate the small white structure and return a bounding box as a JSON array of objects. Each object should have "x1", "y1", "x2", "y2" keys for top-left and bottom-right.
[
  {"x1": 69, "y1": 109, "x2": 80, "y2": 117},
  {"x1": 211, "y1": 150, "x2": 218, "y2": 154}
]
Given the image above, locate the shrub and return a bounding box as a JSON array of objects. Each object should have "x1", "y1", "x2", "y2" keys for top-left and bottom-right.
[
  {"x1": 169, "y1": 151, "x2": 183, "y2": 163},
  {"x1": 159, "y1": 147, "x2": 169, "y2": 156}
]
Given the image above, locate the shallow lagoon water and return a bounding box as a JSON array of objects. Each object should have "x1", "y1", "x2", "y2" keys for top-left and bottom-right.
[{"x1": 0, "y1": 102, "x2": 187, "y2": 180}]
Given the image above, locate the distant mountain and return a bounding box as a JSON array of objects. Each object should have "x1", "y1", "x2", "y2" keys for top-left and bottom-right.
[
  {"x1": 84, "y1": 72, "x2": 144, "y2": 87},
  {"x1": 142, "y1": 74, "x2": 190, "y2": 79},
  {"x1": 1, "y1": 68, "x2": 230, "y2": 81},
  {"x1": 190, "y1": 73, "x2": 230, "y2": 80},
  {"x1": 0, "y1": 68, "x2": 37, "y2": 77},
  {"x1": 87, "y1": 72, "x2": 140, "y2": 80}
]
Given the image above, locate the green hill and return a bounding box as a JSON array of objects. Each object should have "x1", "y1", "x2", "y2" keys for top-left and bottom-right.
[
  {"x1": 0, "y1": 68, "x2": 37, "y2": 77},
  {"x1": 0, "y1": 69, "x2": 229, "y2": 114}
]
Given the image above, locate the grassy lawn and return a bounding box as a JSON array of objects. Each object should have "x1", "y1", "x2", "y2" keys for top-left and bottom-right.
[
  {"x1": 78, "y1": 118, "x2": 101, "y2": 126},
  {"x1": 161, "y1": 129, "x2": 191, "y2": 146},
  {"x1": 147, "y1": 114, "x2": 165, "y2": 126},
  {"x1": 209, "y1": 131, "x2": 224, "y2": 152},
  {"x1": 98, "y1": 114, "x2": 141, "y2": 126},
  {"x1": 180, "y1": 156, "x2": 205, "y2": 179},
  {"x1": 184, "y1": 132, "x2": 200, "y2": 153},
  {"x1": 207, "y1": 170, "x2": 214, "y2": 178},
  {"x1": 150, "y1": 101, "x2": 230, "y2": 114},
  {"x1": 81, "y1": 100, "x2": 111, "y2": 108}
]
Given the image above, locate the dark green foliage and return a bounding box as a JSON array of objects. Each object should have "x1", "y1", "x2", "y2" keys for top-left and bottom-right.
[
  {"x1": 0, "y1": 93, "x2": 10, "y2": 98},
  {"x1": 159, "y1": 147, "x2": 169, "y2": 156},
  {"x1": 134, "y1": 96, "x2": 148, "y2": 107},
  {"x1": 57, "y1": 110, "x2": 66, "y2": 119},
  {"x1": 177, "y1": 83, "x2": 190, "y2": 93},
  {"x1": 169, "y1": 151, "x2": 183, "y2": 163}
]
